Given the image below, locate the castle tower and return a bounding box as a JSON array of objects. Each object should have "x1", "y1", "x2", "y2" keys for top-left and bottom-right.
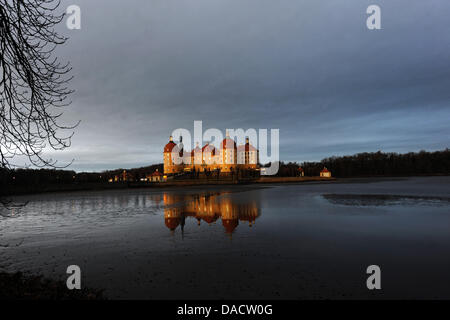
[
  {"x1": 163, "y1": 136, "x2": 177, "y2": 174},
  {"x1": 191, "y1": 142, "x2": 202, "y2": 170},
  {"x1": 220, "y1": 131, "x2": 237, "y2": 172},
  {"x1": 237, "y1": 137, "x2": 259, "y2": 169}
]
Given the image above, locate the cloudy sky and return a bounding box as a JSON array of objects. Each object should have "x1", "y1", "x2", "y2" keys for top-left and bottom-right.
[{"x1": 47, "y1": 0, "x2": 450, "y2": 171}]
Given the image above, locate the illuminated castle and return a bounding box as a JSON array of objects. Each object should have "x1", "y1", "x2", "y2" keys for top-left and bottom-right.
[{"x1": 163, "y1": 132, "x2": 259, "y2": 175}]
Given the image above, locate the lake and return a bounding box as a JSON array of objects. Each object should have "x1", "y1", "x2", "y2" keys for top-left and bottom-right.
[{"x1": 1, "y1": 176, "x2": 450, "y2": 299}]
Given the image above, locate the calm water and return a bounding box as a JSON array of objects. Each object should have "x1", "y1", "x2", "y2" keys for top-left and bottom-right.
[{"x1": 1, "y1": 176, "x2": 450, "y2": 299}]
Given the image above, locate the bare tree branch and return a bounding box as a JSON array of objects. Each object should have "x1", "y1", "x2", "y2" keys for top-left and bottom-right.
[{"x1": 0, "y1": 0, "x2": 77, "y2": 170}]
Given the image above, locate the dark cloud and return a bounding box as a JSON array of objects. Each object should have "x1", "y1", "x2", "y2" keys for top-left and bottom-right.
[{"x1": 44, "y1": 0, "x2": 450, "y2": 171}]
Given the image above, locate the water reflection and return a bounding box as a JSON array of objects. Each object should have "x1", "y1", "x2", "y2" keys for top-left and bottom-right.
[
  {"x1": 323, "y1": 194, "x2": 450, "y2": 207},
  {"x1": 163, "y1": 192, "x2": 261, "y2": 235}
]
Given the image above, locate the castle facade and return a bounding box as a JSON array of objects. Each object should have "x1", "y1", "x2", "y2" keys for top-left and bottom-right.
[{"x1": 163, "y1": 134, "x2": 259, "y2": 175}]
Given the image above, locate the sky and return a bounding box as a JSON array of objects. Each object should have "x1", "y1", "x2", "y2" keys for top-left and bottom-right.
[{"x1": 42, "y1": 0, "x2": 450, "y2": 171}]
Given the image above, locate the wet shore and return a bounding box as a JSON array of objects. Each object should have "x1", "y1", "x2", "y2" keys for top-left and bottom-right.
[
  {"x1": 8, "y1": 174, "x2": 446, "y2": 197},
  {"x1": 0, "y1": 272, "x2": 104, "y2": 300},
  {"x1": 1, "y1": 176, "x2": 450, "y2": 299}
]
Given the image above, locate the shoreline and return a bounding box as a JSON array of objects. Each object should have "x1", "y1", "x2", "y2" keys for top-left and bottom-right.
[
  {"x1": 3, "y1": 174, "x2": 449, "y2": 197},
  {"x1": 3, "y1": 176, "x2": 335, "y2": 196}
]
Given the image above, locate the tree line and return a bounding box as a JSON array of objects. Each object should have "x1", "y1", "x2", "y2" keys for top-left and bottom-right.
[
  {"x1": 0, "y1": 164, "x2": 164, "y2": 196},
  {"x1": 2, "y1": 149, "x2": 449, "y2": 194},
  {"x1": 267, "y1": 149, "x2": 450, "y2": 177}
]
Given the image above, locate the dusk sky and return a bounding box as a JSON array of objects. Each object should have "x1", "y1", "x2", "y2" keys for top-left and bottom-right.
[{"x1": 49, "y1": 0, "x2": 450, "y2": 171}]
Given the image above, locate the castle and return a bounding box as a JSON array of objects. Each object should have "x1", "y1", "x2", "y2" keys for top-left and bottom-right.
[{"x1": 163, "y1": 132, "x2": 259, "y2": 175}]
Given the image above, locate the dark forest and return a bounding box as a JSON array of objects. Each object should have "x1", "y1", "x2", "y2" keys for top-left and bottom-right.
[
  {"x1": 271, "y1": 149, "x2": 450, "y2": 177},
  {"x1": 2, "y1": 149, "x2": 449, "y2": 195}
]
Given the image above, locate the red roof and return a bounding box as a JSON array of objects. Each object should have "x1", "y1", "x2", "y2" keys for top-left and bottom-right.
[
  {"x1": 321, "y1": 167, "x2": 330, "y2": 173},
  {"x1": 165, "y1": 218, "x2": 180, "y2": 231},
  {"x1": 202, "y1": 143, "x2": 216, "y2": 155},
  {"x1": 164, "y1": 141, "x2": 176, "y2": 153},
  {"x1": 191, "y1": 146, "x2": 202, "y2": 156},
  {"x1": 201, "y1": 143, "x2": 210, "y2": 151},
  {"x1": 221, "y1": 137, "x2": 237, "y2": 150},
  {"x1": 237, "y1": 143, "x2": 257, "y2": 152},
  {"x1": 151, "y1": 170, "x2": 163, "y2": 176},
  {"x1": 222, "y1": 218, "x2": 239, "y2": 233},
  {"x1": 202, "y1": 215, "x2": 218, "y2": 224},
  {"x1": 298, "y1": 167, "x2": 304, "y2": 172}
]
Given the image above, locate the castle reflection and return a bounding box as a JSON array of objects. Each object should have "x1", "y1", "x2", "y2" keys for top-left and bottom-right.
[{"x1": 163, "y1": 192, "x2": 261, "y2": 235}]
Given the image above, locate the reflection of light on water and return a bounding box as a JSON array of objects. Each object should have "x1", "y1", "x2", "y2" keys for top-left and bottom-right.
[
  {"x1": 1, "y1": 207, "x2": 19, "y2": 218},
  {"x1": 163, "y1": 193, "x2": 261, "y2": 235},
  {"x1": 323, "y1": 194, "x2": 450, "y2": 207}
]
